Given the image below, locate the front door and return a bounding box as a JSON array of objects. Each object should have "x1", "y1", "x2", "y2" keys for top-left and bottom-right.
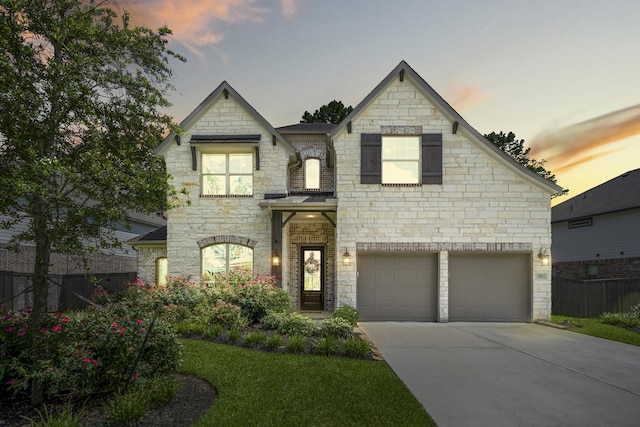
[{"x1": 301, "y1": 247, "x2": 324, "y2": 310}]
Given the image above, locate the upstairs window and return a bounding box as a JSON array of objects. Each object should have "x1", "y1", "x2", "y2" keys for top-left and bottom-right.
[
  {"x1": 305, "y1": 158, "x2": 320, "y2": 190},
  {"x1": 202, "y1": 153, "x2": 253, "y2": 196},
  {"x1": 382, "y1": 136, "x2": 420, "y2": 184}
]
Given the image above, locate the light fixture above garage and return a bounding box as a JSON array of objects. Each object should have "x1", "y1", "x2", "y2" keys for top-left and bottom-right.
[
  {"x1": 538, "y1": 248, "x2": 550, "y2": 265},
  {"x1": 342, "y1": 248, "x2": 351, "y2": 266}
]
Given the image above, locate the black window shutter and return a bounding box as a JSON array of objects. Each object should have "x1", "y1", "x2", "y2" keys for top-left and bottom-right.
[
  {"x1": 361, "y1": 134, "x2": 382, "y2": 184},
  {"x1": 422, "y1": 134, "x2": 443, "y2": 184}
]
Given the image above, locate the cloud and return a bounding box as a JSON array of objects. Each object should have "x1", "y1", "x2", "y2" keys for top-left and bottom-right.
[
  {"x1": 529, "y1": 104, "x2": 640, "y2": 171},
  {"x1": 128, "y1": 0, "x2": 269, "y2": 49},
  {"x1": 445, "y1": 85, "x2": 491, "y2": 111},
  {"x1": 126, "y1": 0, "x2": 302, "y2": 52}
]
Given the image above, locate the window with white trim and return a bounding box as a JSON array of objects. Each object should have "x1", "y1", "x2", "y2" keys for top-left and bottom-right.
[
  {"x1": 202, "y1": 243, "x2": 253, "y2": 278},
  {"x1": 202, "y1": 153, "x2": 253, "y2": 196},
  {"x1": 382, "y1": 136, "x2": 420, "y2": 184},
  {"x1": 155, "y1": 257, "x2": 168, "y2": 287},
  {"x1": 305, "y1": 158, "x2": 320, "y2": 190}
]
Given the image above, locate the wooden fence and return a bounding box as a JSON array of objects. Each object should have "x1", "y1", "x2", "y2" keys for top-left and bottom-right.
[
  {"x1": 0, "y1": 271, "x2": 136, "y2": 312},
  {"x1": 552, "y1": 278, "x2": 640, "y2": 318}
]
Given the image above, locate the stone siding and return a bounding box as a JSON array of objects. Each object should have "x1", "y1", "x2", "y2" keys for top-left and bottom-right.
[
  {"x1": 334, "y1": 78, "x2": 553, "y2": 320},
  {"x1": 136, "y1": 246, "x2": 167, "y2": 284},
  {"x1": 162, "y1": 93, "x2": 289, "y2": 279}
]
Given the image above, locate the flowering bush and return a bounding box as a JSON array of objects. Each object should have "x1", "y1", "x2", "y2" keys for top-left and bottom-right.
[{"x1": 0, "y1": 300, "x2": 181, "y2": 400}]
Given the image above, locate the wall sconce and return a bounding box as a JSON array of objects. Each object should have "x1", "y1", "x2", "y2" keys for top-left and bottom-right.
[
  {"x1": 538, "y1": 248, "x2": 550, "y2": 265},
  {"x1": 342, "y1": 249, "x2": 351, "y2": 266},
  {"x1": 272, "y1": 252, "x2": 280, "y2": 267}
]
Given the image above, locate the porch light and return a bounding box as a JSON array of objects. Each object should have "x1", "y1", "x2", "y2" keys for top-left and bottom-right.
[
  {"x1": 538, "y1": 248, "x2": 550, "y2": 265},
  {"x1": 272, "y1": 252, "x2": 281, "y2": 267},
  {"x1": 342, "y1": 249, "x2": 351, "y2": 266}
]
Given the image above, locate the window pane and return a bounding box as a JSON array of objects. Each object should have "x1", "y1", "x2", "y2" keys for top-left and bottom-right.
[
  {"x1": 229, "y1": 244, "x2": 253, "y2": 271},
  {"x1": 382, "y1": 161, "x2": 419, "y2": 184},
  {"x1": 156, "y1": 257, "x2": 168, "y2": 287},
  {"x1": 203, "y1": 175, "x2": 225, "y2": 195},
  {"x1": 305, "y1": 158, "x2": 320, "y2": 189},
  {"x1": 383, "y1": 136, "x2": 419, "y2": 160},
  {"x1": 203, "y1": 245, "x2": 226, "y2": 275},
  {"x1": 202, "y1": 154, "x2": 226, "y2": 173},
  {"x1": 230, "y1": 175, "x2": 253, "y2": 195},
  {"x1": 229, "y1": 153, "x2": 252, "y2": 173}
]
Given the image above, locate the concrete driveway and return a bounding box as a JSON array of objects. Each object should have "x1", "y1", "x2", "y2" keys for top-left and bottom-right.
[{"x1": 359, "y1": 322, "x2": 640, "y2": 427}]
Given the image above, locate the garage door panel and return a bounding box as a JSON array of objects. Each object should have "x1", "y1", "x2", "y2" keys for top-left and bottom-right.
[
  {"x1": 358, "y1": 253, "x2": 437, "y2": 321},
  {"x1": 449, "y1": 254, "x2": 530, "y2": 322}
]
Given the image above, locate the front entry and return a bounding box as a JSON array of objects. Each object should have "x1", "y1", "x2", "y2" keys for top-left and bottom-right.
[{"x1": 301, "y1": 247, "x2": 324, "y2": 310}]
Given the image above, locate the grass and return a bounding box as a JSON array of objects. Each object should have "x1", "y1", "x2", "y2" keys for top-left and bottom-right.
[
  {"x1": 551, "y1": 315, "x2": 640, "y2": 346},
  {"x1": 179, "y1": 339, "x2": 436, "y2": 427}
]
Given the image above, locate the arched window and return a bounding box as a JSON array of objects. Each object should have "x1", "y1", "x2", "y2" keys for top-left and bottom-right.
[
  {"x1": 202, "y1": 243, "x2": 253, "y2": 280},
  {"x1": 305, "y1": 158, "x2": 320, "y2": 190},
  {"x1": 155, "y1": 257, "x2": 168, "y2": 287}
]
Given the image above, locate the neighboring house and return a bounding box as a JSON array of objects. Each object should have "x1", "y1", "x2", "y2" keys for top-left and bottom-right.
[
  {"x1": 132, "y1": 61, "x2": 561, "y2": 322},
  {"x1": 0, "y1": 211, "x2": 165, "y2": 276},
  {"x1": 551, "y1": 169, "x2": 640, "y2": 280}
]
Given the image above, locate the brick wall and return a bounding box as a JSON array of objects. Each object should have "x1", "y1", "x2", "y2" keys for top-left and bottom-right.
[
  {"x1": 287, "y1": 136, "x2": 334, "y2": 193},
  {"x1": 554, "y1": 257, "x2": 640, "y2": 280}
]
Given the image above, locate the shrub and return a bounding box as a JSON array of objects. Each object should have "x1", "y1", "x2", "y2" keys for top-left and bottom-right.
[
  {"x1": 22, "y1": 402, "x2": 85, "y2": 427},
  {"x1": 244, "y1": 331, "x2": 268, "y2": 348},
  {"x1": 344, "y1": 337, "x2": 371, "y2": 358},
  {"x1": 103, "y1": 386, "x2": 152, "y2": 426},
  {"x1": 601, "y1": 312, "x2": 640, "y2": 327},
  {"x1": 319, "y1": 317, "x2": 353, "y2": 339},
  {"x1": 630, "y1": 303, "x2": 640, "y2": 320},
  {"x1": 228, "y1": 328, "x2": 242, "y2": 342},
  {"x1": 0, "y1": 300, "x2": 182, "y2": 400},
  {"x1": 260, "y1": 311, "x2": 288, "y2": 331},
  {"x1": 286, "y1": 334, "x2": 307, "y2": 353},
  {"x1": 205, "y1": 324, "x2": 224, "y2": 340},
  {"x1": 333, "y1": 305, "x2": 359, "y2": 326},
  {"x1": 266, "y1": 334, "x2": 283, "y2": 350},
  {"x1": 277, "y1": 313, "x2": 318, "y2": 337},
  {"x1": 315, "y1": 336, "x2": 338, "y2": 356}
]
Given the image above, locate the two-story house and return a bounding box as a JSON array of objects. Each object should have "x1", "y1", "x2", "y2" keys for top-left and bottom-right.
[{"x1": 132, "y1": 61, "x2": 561, "y2": 322}]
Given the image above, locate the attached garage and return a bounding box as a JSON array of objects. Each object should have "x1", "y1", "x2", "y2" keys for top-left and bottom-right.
[
  {"x1": 449, "y1": 253, "x2": 531, "y2": 322},
  {"x1": 357, "y1": 253, "x2": 438, "y2": 321}
]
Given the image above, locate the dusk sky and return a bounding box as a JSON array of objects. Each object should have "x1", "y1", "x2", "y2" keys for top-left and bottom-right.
[{"x1": 127, "y1": 0, "x2": 640, "y2": 205}]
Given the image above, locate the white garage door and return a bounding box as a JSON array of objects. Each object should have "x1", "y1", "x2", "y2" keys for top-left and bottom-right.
[
  {"x1": 449, "y1": 253, "x2": 530, "y2": 322},
  {"x1": 357, "y1": 253, "x2": 438, "y2": 321}
]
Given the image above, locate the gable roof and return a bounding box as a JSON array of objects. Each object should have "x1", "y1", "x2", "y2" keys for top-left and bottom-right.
[
  {"x1": 331, "y1": 60, "x2": 563, "y2": 194},
  {"x1": 277, "y1": 123, "x2": 337, "y2": 134},
  {"x1": 127, "y1": 225, "x2": 167, "y2": 246},
  {"x1": 552, "y1": 168, "x2": 640, "y2": 223},
  {"x1": 157, "y1": 81, "x2": 295, "y2": 155}
]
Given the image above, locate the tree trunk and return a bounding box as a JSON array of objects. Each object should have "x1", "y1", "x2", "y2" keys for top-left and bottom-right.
[{"x1": 30, "y1": 210, "x2": 51, "y2": 405}]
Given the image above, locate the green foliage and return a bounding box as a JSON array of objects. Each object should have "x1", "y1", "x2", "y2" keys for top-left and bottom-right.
[
  {"x1": 144, "y1": 375, "x2": 181, "y2": 407},
  {"x1": 103, "y1": 388, "x2": 152, "y2": 427},
  {"x1": 319, "y1": 317, "x2": 354, "y2": 339},
  {"x1": 0, "y1": 3, "x2": 186, "y2": 399},
  {"x1": 315, "y1": 336, "x2": 338, "y2": 356},
  {"x1": 344, "y1": 337, "x2": 371, "y2": 358},
  {"x1": 552, "y1": 315, "x2": 640, "y2": 347},
  {"x1": 600, "y1": 312, "x2": 639, "y2": 326},
  {"x1": 227, "y1": 328, "x2": 242, "y2": 342},
  {"x1": 259, "y1": 311, "x2": 288, "y2": 331},
  {"x1": 0, "y1": 302, "x2": 182, "y2": 400},
  {"x1": 484, "y1": 131, "x2": 568, "y2": 197},
  {"x1": 332, "y1": 305, "x2": 359, "y2": 327},
  {"x1": 285, "y1": 335, "x2": 307, "y2": 353},
  {"x1": 243, "y1": 331, "x2": 268, "y2": 348},
  {"x1": 266, "y1": 334, "x2": 283, "y2": 350},
  {"x1": 22, "y1": 402, "x2": 85, "y2": 427},
  {"x1": 277, "y1": 313, "x2": 318, "y2": 337},
  {"x1": 300, "y1": 100, "x2": 354, "y2": 124},
  {"x1": 204, "y1": 324, "x2": 224, "y2": 340}
]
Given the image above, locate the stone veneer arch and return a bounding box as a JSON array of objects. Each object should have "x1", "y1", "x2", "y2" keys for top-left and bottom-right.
[{"x1": 197, "y1": 235, "x2": 258, "y2": 249}]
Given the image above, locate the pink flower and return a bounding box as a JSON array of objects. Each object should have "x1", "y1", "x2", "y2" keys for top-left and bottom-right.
[
  {"x1": 117, "y1": 328, "x2": 125, "y2": 334},
  {"x1": 136, "y1": 319, "x2": 144, "y2": 325},
  {"x1": 62, "y1": 317, "x2": 70, "y2": 323},
  {"x1": 93, "y1": 359, "x2": 99, "y2": 365},
  {"x1": 111, "y1": 322, "x2": 118, "y2": 328},
  {"x1": 6, "y1": 326, "x2": 13, "y2": 333},
  {"x1": 52, "y1": 325, "x2": 62, "y2": 332},
  {"x1": 83, "y1": 357, "x2": 91, "y2": 363},
  {"x1": 40, "y1": 327, "x2": 48, "y2": 333},
  {"x1": 131, "y1": 373, "x2": 138, "y2": 379},
  {"x1": 54, "y1": 311, "x2": 62, "y2": 317},
  {"x1": 7, "y1": 379, "x2": 14, "y2": 385}
]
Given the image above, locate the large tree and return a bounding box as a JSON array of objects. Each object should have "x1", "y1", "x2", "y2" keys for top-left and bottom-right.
[
  {"x1": 300, "y1": 100, "x2": 353, "y2": 124},
  {"x1": 0, "y1": 0, "x2": 184, "y2": 403},
  {"x1": 484, "y1": 131, "x2": 568, "y2": 197}
]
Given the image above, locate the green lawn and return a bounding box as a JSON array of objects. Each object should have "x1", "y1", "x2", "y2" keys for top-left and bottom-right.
[
  {"x1": 179, "y1": 339, "x2": 436, "y2": 427},
  {"x1": 551, "y1": 315, "x2": 640, "y2": 346}
]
